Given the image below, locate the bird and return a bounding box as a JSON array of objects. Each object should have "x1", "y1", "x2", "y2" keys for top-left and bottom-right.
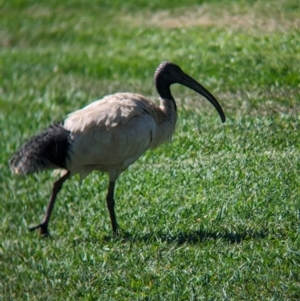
[{"x1": 10, "y1": 61, "x2": 226, "y2": 237}]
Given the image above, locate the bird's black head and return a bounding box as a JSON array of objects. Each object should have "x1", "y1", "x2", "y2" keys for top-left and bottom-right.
[{"x1": 154, "y1": 61, "x2": 226, "y2": 123}]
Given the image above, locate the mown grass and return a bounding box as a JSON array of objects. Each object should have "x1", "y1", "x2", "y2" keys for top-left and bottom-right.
[{"x1": 1, "y1": 0, "x2": 300, "y2": 300}]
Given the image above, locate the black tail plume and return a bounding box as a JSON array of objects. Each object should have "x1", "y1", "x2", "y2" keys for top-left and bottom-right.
[{"x1": 10, "y1": 123, "x2": 71, "y2": 175}]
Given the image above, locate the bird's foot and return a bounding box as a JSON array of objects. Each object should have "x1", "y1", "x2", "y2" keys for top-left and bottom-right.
[
  {"x1": 113, "y1": 224, "x2": 124, "y2": 238},
  {"x1": 29, "y1": 222, "x2": 51, "y2": 237}
]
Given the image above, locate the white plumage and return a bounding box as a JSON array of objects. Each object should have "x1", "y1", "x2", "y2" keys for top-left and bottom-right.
[
  {"x1": 10, "y1": 61, "x2": 225, "y2": 236},
  {"x1": 64, "y1": 93, "x2": 176, "y2": 181}
]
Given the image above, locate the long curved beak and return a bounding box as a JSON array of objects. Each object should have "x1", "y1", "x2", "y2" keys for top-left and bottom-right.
[{"x1": 179, "y1": 73, "x2": 226, "y2": 123}]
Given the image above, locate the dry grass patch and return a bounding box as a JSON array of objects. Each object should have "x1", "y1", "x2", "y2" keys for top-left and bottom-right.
[{"x1": 122, "y1": 2, "x2": 300, "y2": 33}]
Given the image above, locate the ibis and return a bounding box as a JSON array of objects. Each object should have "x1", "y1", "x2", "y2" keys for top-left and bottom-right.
[{"x1": 10, "y1": 61, "x2": 225, "y2": 236}]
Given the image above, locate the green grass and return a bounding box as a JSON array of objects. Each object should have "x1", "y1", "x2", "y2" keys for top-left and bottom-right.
[{"x1": 1, "y1": 0, "x2": 300, "y2": 300}]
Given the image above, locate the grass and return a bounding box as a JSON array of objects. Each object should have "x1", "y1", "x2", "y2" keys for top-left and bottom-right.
[{"x1": 1, "y1": 0, "x2": 300, "y2": 300}]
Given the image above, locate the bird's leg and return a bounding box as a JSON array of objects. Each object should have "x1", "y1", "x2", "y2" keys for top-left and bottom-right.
[
  {"x1": 106, "y1": 181, "x2": 118, "y2": 234},
  {"x1": 29, "y1": 171, "x2": 70, "y2": 237}
]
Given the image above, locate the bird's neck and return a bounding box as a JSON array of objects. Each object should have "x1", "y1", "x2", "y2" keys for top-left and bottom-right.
[
  {"x1": 156, "y1": 81, "x2": 177, "y2": 130},
  {"x1": 148, "y1": 78, "x2": 177, "y2": 149},
  {"x1": 155, "y1": 79, "x2": 177, "y2": 112},
  {"x1": 147, "y1": 97, "x2": 177, "y2": 149}
]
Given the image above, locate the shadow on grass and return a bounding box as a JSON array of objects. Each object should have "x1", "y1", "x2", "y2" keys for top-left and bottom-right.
[{"x1": 102, "y1": 228, "x2": 268, "y2": 245}]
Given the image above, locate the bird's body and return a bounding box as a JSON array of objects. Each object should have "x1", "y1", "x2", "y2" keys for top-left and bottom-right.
[
  {"x1": 10, "y1": 62, "x2": 225, "y2": 236},
  {"x1": 63, "y1": 92, "x2": 177, "y2": 181}
]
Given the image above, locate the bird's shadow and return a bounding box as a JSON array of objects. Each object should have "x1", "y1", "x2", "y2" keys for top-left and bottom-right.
[{"x1": 102, "y1": 228, "x2": 268, "y2": 245}]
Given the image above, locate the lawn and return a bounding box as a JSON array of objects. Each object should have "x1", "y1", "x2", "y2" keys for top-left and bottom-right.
[{"x1": 0, "y1": 0, "x2": 300, "y2": 300}]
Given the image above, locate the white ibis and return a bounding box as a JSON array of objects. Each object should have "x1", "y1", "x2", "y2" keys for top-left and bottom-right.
[{"x1": 10, "y1": 61, "x2": 225, "y2": 236}]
